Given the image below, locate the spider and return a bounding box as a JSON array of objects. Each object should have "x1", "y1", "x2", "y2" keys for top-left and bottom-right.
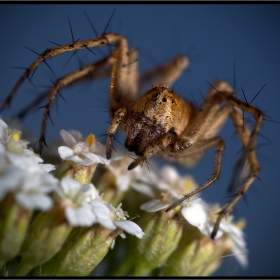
[{"x1": 0, "y1": 20, "x2": 264, "y2": 240}]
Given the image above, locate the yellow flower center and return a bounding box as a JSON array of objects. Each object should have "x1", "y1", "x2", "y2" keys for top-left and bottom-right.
[
  {"x1": 182, "y1": 177, "x2": 195, "y2": 192},
  {"x1": 236, "y1": 218, "x2": 246, "y2": 230},
  {"x1": 9, "y1": 129, "x2": 22, "y2": 141},
  {"x1": 86, "y1": 134, "x2": 96, "y2": 147}
]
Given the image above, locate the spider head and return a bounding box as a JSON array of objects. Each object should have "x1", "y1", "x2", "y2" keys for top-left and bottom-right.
[
  {"x1": 123, "y1": 87, "x2": 189, "y2": 157},
  {"x1": 130, "y1": 87, "x2": 184, "y2": 130}
]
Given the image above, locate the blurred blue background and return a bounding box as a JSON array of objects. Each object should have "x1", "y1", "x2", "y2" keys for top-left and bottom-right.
[{"x1": 1, "y1": 4, "x2": 280, "y2": 276}]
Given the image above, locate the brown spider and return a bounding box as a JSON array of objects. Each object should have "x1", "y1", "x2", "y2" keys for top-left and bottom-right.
[{"x1": 0, "y1": 30, "x2": 264, "y2": 239}]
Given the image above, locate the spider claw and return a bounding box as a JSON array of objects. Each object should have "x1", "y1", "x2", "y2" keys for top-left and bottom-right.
[{"x1": 128, "y1": 157, "x2": 143, "y2": 170}]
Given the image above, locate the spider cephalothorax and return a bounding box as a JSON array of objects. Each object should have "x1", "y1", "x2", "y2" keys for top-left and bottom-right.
[{"x1": 107, "y1": 87, "x2": 192, "y2": 161}]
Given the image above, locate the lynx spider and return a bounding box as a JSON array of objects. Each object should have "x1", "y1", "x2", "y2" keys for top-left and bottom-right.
[{"x1": 0, "y1": 16, "x2": 264, "y2": 240}]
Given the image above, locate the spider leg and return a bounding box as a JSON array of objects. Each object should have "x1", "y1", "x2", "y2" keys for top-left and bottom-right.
[
  {"x1": 210, "y1": 106, "x2": 261, "y2": 239},
  {"x1": 211, "y1": 173, "x2": 255, "y2": 239},
  {"x1": 164, "y1": 80, "x2": 264, "y2": 239},
  {"x1": 125, "y1": 49, "x2": 139, "y2": 99},
  {"x1": 106, "y1": 38, "x2": 139, "y2": 157},
  {"x1": 140, "y1": 55, "x2": 189, "y2": 90},
  {"x1": 229, "y1": 106, "x2": 259, "y2": 191},
  {"x1": 210, "y1": 81, "x2": 264, "y2": 160},
  {"x1": 165, "y1": 136, "x2": 225, "y2": 212},
  {"x1": 175, "y1": 81, "x2": 233, "y2": 148},
  {"x1": 109, "y1": 38, "x2": 129, "y2": 115},
  {"x1": 106, "y1": 107, "x2": 127, "y2": 159},
  {"x1": 15, "y1": 57, "x2": 116, "y2": 120},
  {"x1": 163, "y1": 105, "x2": 232, "y2": 167},
  {"x1": 200, "y1": 81, "x2": 263, "y2": 239},
  {"x1": 0, "y1": 33, "x2": 125, "y2": 113},
  {"x1": 37, "y1": 53, "x2": 114, "y2": 154}
]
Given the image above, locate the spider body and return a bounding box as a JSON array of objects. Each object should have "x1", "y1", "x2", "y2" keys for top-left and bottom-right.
[{"x1": 1, "y1": 27, "x2": 264, "y2": 239}]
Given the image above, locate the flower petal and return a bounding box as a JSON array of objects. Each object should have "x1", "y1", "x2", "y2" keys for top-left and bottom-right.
[
  {"x1": 181, "y1": 205, "x2": 207, "y2": 227},
  {"x1": 116, "y1": 175, "x2": 130, "y2": 192},
  {"x1": 231, "y1": 244, "x2": 249, "y2": 268},
  {"x1": 80, "y1": 183, "x2": 100, "y2": 202},
  {"x1": 82, "y1": 152, "x2": 109, "y2": 165},
  {"x1": 114, "y1": 220, "x2": 145, "y2": 238},
  {"x1": 60, "y1": 130, "x2": 77, "y2": 147},
  {"x1": 140, "y1": 199, "x2": 168, "y2": 212},
  {"x1": 39, "y1": 163, "x2": 56, "y2": 173},
  {"x1": 0, "y1": 166, "x2": 25, "y2": 200},
  {"x1": 58, "y1": 146, "x2": 75, "y2": 159},
  {"x1": 67, "y1": 130, "x2": 83, "y2": 142},
  {"x1": 65, "y1": 204, "x2": 96, "y2": 226},
  {"x1": 60, "y1": 177, "x2": 81, "y2": 195},
  {"x1": 15, "y1": 192, "x2": 53, "y2": 211},
  {"x1": 131, "y1": 183, "x2": 154, "y2": 197},
  {"x1": 91, "y1": 200, "x2": 116, "y2": 230},
  {"x1": 160, "y1": 166, "x2": 179, "y2": 185}
]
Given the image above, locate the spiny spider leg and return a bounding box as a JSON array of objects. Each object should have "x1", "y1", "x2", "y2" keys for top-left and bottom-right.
[
  {"x1": 0, "y1": 33, "x2": 127, "y2": 113},
  {"x1": 38, "y1": 53, "x2": 115, "y2": 154},
  {"x1": 165, "y1": 136, "x2": 225, "y2": 211},
  {"x1": 164, "y1": 80, "x2": 264, "y2": 239}
]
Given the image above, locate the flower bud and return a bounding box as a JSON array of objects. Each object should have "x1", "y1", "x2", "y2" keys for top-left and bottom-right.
[
  {"x1": 13, "y1": 200, "x2": 72, "y2": 276},
  {"x1": 161, "y1": 222, "x2": 231, "y2": 276},
  {"x1": 0, "y1": 193, "x2": 32, "y2": 270},
  {"x1": 30, "y1": 224, "x2": 119, "y2": 276},
  {"x1": 55, "y1": 160, "x2": 97, "y2": 184},
  {"x1": 133, "y1": 211, "x2": 183, "y2": 276}
]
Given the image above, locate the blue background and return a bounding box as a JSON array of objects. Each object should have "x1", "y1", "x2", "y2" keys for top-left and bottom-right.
[{"x1": 1, "y1": 4, "x2": 280, "y2": 276}]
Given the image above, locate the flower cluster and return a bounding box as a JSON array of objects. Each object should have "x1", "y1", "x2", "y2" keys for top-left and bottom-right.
[
  {"x1": 0, "y1": 121, "x2": 57, "y2": 211},
  {"x1": 0, "y1": 120, "x2": 144, "y2": 276},
  {"x1": 0, "y1": 118, "x2": 248, "y2": 277}
]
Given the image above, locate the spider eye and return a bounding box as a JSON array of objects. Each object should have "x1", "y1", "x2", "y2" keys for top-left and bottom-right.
[
  {"x1": 154, "y1": 93, "x2": 159, "y2": 97},
  {"x1": 162, "y1": 97, "x2": 167, "y2": 102}
]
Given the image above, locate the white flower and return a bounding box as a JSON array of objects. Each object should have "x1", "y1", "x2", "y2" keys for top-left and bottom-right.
[
  {"x1": 219, "y1": 219, "x2": 249, "y2": 268},
  {"x1": 180, "y1": 199, "x2": 224, "y2": 237},
  {"x1": 0, "y1": 143, "x2": 26, "y2": 200},
  {"x1": 90, "y1": 201, "x2": 145, "y2": 239},
  {"x1": 106, "y1": 156, "x2": 140, "y2": 191},
  {"x1": 138, "y1": 166, "x2": 224, "y2": 239},
  {"x1": 56, "y1": 177, "x2": 145, "y2": 238},
  {"x1": 58, "y1": 129, "x2": 109, "y2": 166},
  {"x1": 0, "y1": 120, "x2": 58, "y2": 211},
  {"x1": 108, "y1": 203, "x2": 145, "y2": 239},
  {"x1": 91, "y1": 199, "x2": 117, "y2": 230},
  {"x1": 140, "y1": 165, "x2": 198, "y2": 212},
  {"x1": 138, "y1": 164, "x2": 248, "y2": 267},
  {"x1": 57, "y1": 177, "x2": 98, "y2": 226},
  {"x1": 0, "y1": 118, "x2": 30, "y2": 154},
  {"x1": 15, "y1": 168, "x2": 58, "y2": 211},
  {"x1": 0, "y1": 142, "x2": 58, "y2": 211},
  {"x1": 106, "y1": 155, "x2": 156, "y2": 197},
  {"x1": 182, "y1": 201, "x2": 248, "y2": 268}
]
